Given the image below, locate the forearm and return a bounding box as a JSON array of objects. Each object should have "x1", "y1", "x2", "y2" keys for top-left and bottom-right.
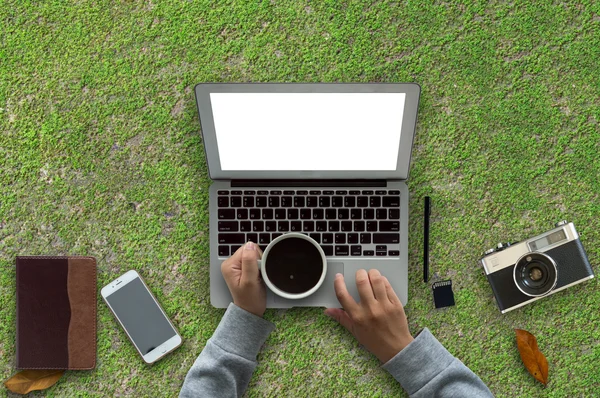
[
  {"x1": 179, "y1": 303, "x2": 275, "y2": 398},
  {"x1": 382, "y1": 328, "x2": 493, "y2": 398}
]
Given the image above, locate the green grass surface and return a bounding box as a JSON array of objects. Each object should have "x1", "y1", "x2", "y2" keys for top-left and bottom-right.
[{"x1": 2, "y1": 0, "x2": 600, "y2": 396}]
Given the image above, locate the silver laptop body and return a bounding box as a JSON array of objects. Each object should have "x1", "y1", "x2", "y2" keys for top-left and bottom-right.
[{"x1": 194, "y1": 83, "x2": 421, "y2": 308}]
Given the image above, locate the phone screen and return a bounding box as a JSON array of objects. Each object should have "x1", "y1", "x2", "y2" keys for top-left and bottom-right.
[{"x1": 105, "y1": 278, "x2": 177, "y2": 355}]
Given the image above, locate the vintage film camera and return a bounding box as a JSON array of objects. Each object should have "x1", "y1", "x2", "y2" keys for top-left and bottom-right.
[{"x1": 479, "y1": 221, "x2": 594, "y2": 313}]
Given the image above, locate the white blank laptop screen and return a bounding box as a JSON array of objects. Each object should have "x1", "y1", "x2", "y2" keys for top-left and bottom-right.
[{"x1": 210, "y1": 92, "x2": 406, "y2": 171}]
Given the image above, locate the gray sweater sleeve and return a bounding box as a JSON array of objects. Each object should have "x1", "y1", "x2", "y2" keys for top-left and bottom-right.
[
  {"x1": 382, "y1": 328, "x2": 494, "y2": 397},
  {"x1": 179, "y1": 303, "x2": 275, "y2": 398},
  {"x1": 179, "y1": 309, "x2": 491, "y2": 398}
]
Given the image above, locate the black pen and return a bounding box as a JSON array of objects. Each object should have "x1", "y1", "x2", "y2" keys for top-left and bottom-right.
[{"x1": 424, "y1": 196, "x2": 431, "y2": 283}]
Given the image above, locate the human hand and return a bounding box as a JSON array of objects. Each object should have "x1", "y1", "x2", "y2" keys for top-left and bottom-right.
[
  {"x1": 324, "y1": 269, "x2": 414, "y2": 363},
  {"x1": 221, "y1": 242, "x2": 266, "y2": 317}
]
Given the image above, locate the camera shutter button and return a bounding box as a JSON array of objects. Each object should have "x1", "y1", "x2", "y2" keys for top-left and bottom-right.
[{"x1": 555, "y1": 220, "x2": 568, "y2": 227}]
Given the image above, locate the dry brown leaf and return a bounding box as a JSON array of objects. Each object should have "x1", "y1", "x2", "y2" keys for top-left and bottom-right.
[
  {"x1": 4, "y1": 369, "x2": 64, "y2": 394},
  {"x1": 515, "y1": 329, "x2": 549, "y2": 385}
]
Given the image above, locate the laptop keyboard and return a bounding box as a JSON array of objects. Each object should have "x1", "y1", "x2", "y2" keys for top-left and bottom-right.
[{"x1": 216, "y1": 189, "x2": 400, "y2": 257}]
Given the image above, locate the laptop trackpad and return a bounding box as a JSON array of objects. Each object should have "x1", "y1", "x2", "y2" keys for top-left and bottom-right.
[{"x1": 274, "y1": 262, "x2": 344, "y2": 308}]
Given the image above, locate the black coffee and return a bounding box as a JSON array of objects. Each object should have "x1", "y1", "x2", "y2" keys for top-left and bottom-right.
[{"x1": 265, "y1": 237, "x2": 324, "y2": 294}]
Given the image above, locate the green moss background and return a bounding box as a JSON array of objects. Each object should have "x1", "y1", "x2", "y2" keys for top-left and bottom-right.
[{"x1": 2, "y1": 1, "x2": 600, "y2": 396}]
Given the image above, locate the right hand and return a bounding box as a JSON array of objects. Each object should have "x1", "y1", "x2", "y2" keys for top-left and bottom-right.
[{"x1": 324, "y1": 269, "x2": 414, "y2": 364}]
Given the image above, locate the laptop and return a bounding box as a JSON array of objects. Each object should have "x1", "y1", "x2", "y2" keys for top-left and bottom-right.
[{"x1": 194, "y1": 83, "x2": 421, "y2": 308}]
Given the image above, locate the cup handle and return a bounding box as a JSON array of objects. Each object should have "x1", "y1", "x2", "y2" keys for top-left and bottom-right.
[{"x1": 256, "y1": 259, "x2": 263, "y2": 276}]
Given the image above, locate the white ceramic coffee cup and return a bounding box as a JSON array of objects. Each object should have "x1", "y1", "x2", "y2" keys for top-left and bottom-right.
[{"x1": 258, "y1": 232, "x2": 327, "y2": 299}]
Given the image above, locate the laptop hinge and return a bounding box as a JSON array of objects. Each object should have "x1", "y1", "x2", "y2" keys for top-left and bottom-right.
[{"x1": 231, "y1": 179, "x2": 387, "y2": 188}]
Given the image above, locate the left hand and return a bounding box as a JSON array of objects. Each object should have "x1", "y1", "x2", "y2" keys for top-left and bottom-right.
[{"x1": 221, "y1": 242, "x2": 266, "y2": 317}]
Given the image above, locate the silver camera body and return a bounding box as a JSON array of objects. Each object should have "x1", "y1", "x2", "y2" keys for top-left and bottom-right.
[{"x1": 480, "y1": 221, "x2": 594, "y2": 313}]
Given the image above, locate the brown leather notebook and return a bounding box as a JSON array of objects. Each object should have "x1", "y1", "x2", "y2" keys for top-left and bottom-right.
[{"x1": 16, "y1": 256, "x2": 97, "y2": 369}]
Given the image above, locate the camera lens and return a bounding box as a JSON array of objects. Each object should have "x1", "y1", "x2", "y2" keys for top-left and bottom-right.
[
  {"x1": 529, "y1": 267, "x2": 543, "y2": 281},
  {"x1": 513, "y1": 252, "x2": 558, "y2": 297}
]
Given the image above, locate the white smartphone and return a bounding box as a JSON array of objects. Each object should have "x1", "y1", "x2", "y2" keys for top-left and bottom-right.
[{"x1": 101, "y1": 270, "x2": 182, "y2": 363}]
